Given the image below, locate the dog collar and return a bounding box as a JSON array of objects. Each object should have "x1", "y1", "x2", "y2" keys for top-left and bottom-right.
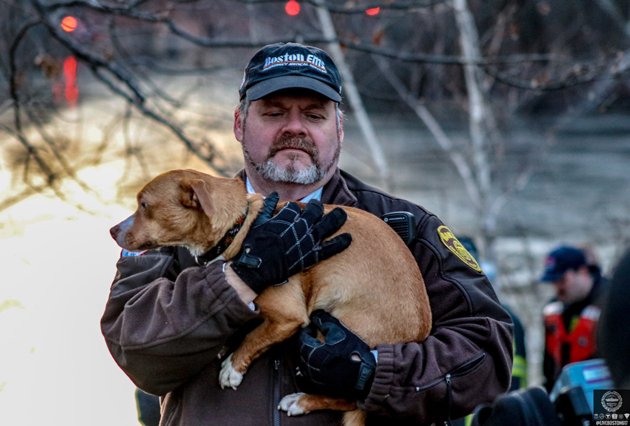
[{"x1": 194, "y1": 212, "x2": 247, "y2": 266}]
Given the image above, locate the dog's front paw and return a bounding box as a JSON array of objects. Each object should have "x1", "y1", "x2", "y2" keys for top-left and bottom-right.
[
  {"x1": 219, "y1": 354, "x2": 244, "y2": 390},
  {"x1": 278, "y1": 393, "x2": 307, "y2": 416}
]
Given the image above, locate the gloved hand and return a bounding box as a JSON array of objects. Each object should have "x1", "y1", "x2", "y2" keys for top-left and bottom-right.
[
  {"x1": 230, "y1": 193, "x2": 351, "y2": 294},
  {"x1": 296, "y1": 310, "x2": 376, "y2": 400}
]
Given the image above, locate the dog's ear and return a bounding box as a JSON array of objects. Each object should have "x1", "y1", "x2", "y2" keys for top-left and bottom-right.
[
  {"x1": 180, "y1": 179, "x2": 199, "y2": 209},
  {"x1": 180, "y1": 178, "x2": 214, "y2": 217}
]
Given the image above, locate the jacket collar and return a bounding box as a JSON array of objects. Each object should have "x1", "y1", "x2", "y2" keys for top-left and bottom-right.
[{"x1": 321, "y1": 168, "x2": 358, "y2": 206}]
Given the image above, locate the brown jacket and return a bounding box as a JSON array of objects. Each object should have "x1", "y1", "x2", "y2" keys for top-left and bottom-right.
[{"x1": 101, "y1": 169, "x2": 513, "y2": 425}]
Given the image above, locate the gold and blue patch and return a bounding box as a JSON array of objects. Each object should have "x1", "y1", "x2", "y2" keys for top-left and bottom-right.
[{"x1": 437, "y1": 226, "x2": 482, "y2": 273}]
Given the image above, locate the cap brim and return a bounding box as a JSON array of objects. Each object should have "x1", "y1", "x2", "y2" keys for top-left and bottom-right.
[
  {"x1": 540, "y1": 270, "x2": 562, "y2": 283},
  {"x1": 245, "y1": 76, "x2": 341, "y2": 102}
]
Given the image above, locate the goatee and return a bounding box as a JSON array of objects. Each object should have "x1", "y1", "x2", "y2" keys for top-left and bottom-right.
[{"x1": 243, "y1": 135, "x2": 340, "y2": 185}]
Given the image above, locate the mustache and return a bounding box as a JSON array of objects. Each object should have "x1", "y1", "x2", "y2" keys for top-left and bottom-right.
[{"x1": 268, "y1": 136, "x2": 318, "y2": 159}]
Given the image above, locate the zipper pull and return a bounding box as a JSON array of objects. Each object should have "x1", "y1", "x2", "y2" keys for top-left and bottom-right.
[{"x1": 444, "y1": 373, "x2": 453, "y2": 426}]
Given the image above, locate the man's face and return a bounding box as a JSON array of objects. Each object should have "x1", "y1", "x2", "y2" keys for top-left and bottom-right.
[
  {"x1": 234, "y1": 91, "x2": 343, "y2": 186},
  {"x1": 552, "y1": 268, "x2": 592, "y2": 304}
]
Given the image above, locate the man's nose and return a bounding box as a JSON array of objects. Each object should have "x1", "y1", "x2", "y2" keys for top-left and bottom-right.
[{"x1": 281, "y1": 111, "x2": 307, "y2": 136}]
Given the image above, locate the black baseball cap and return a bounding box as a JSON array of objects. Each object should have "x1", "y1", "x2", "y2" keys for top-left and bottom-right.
[
  {"x1": 239, "y1": 42, "x2": 342, "y2": 102},
  {"x1": 540, "y1": 245, "x2": 587, "y2": 283}
]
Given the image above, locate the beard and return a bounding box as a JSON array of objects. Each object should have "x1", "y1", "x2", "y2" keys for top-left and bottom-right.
[
  {"x1": 260, "y1": 160, "x2": 322, "y2": 185},
  {"x1": 245, "y1": 135, "x2": 340, "y2": 185}
]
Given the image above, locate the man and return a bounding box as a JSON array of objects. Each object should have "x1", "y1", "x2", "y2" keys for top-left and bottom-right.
[
  {"x1": 101, "y1": 42, "x2": 513, "y2": 425},
  {"x1": 541, "y1": 245, "x2": 607, "y2": 391}
]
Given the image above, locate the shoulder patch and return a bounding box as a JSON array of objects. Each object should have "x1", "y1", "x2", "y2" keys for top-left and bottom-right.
[
  {"x1": 543, "y1": 301, "x2": 563, "y2": 316},
  {"x1": 437, "y1": 226, "x2": 482, "y2": 273},
  {"x1": 582, "y1": 305, "x2": 601, "y2": 321}
]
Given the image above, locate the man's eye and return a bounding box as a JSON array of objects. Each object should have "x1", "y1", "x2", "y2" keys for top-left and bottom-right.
[{"x1": 264, "y1": 111, "x2": 283, "y2": 117}]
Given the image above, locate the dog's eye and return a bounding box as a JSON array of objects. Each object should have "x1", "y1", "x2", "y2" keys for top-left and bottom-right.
[{"x1": 140, "y1": 201, "x2": 148, "y2": 210}]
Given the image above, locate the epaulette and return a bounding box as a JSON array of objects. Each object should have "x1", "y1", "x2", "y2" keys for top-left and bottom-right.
[
  {"x1": 581, "y1": 305, "x2": 601, "y2": 321},
  {"x1": 543, "y1": 301, "x2": 563, "y2": 316}
]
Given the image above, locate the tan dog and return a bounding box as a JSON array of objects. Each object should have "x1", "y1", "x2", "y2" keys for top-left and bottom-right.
[{"x1": 110, "y1": 169, "x2": 431, "y2": 426}]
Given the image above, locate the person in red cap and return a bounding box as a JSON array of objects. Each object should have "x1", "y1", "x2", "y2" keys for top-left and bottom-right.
[{"x1": 540, "y1": 245, "x2": 608, "y2": 391}]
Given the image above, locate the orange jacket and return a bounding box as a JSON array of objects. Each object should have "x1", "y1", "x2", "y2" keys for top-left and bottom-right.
[{"x1": 543, "y1": 301, "x2": 599, "y2": 388}]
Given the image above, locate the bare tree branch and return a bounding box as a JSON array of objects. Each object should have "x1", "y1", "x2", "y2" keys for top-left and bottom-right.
[{"x1": 314, "y1": 0, "x2": 390, "y2": 189}]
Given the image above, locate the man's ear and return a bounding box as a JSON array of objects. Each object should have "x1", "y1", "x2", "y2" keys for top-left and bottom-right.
[
  {"x1": 180, "y1": 179, "x2": 214, "y2": 217},
  {"x1": 337, "y1": 109, "x2": 345, "y2": 142},
  {"x1": 234, "y1": 107, "x2": 244, "y2": 142}
]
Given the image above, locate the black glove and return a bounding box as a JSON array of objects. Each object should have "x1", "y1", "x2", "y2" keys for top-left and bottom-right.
[
  {"x1": 296, "y1": 310, "x2": 376, "y2": 400},
  {"x1": 231, "y1": 193, "x2": 351, "y2": 293}
]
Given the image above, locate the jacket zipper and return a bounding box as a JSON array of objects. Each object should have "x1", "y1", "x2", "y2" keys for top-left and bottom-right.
[
  {"x1": 414, "y1": 352, "x2": 487, "y2": 392},
  {"x1": 444, "y1": 353, "x2": 486, "y2": 424},
  {"x1": 450, "y1": 352, "x2": 486, "y2": 378},
  {"x1": 444, "y1": 373, "x2": 452, "y2": 426},
  {"x1": 413, "y1": 352, "x2": 486, "y2": 425},
  {"x1": 272, "y1": 356, "x2": 281, "y2": 426}
]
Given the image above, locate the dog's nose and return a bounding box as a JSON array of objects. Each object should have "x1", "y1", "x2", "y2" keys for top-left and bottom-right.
[{"x1": 109, "y1": 225, "x2": 119, "y2": 240}]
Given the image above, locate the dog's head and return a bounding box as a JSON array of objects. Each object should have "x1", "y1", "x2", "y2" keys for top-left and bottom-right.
[{"x1": 109, "y1": 169, "x2": 247, "y2": 256}]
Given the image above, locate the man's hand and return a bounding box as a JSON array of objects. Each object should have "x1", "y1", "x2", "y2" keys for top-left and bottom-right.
[
  {"x1": 230, "y1": 193, "x2": 351, "y2": 294},
  {"x1": 296, "y1": 310, "x2": 376, "y2": 400}
]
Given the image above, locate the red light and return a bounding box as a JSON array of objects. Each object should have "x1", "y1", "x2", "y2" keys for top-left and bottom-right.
[
  {"x1": 63, "y1": 56, "x2": 79, "y2": 107},
  {"x1": 365, "y1": 7, "x2": 381, "y2": 16},
  {"x1": 60, "y1": 16, "x2": 78, "y2": 33},
  {"x1": 285, "y1": 0, "x2": 300, "y2": 16}
]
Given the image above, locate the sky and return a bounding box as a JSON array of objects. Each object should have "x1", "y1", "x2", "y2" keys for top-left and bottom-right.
[
  {"x1": 0, "y1": 173, "x2": 141, "y2": 425},
  {"x1": 0, "y1": 84, "x2": 240, "y2": 425}
]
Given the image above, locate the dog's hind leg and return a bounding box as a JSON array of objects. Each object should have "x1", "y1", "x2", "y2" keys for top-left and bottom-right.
[
  {"x1": 219, "y1": 279, "x2": 308, "y2": 389},
  {"x1": 219, "y1": 316, "x2": 303, "y2": 389},
  {"x1": 342, "y1": 409, "x2": 367, "y2": 426},
  {"x1": 278, "y1": 393, "x2": 363, "y2": 425}
]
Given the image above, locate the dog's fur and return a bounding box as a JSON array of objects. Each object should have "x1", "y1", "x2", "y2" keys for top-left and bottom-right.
[{"x1": 110, "y1": 169, "x2": 432, "y2": 426}]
